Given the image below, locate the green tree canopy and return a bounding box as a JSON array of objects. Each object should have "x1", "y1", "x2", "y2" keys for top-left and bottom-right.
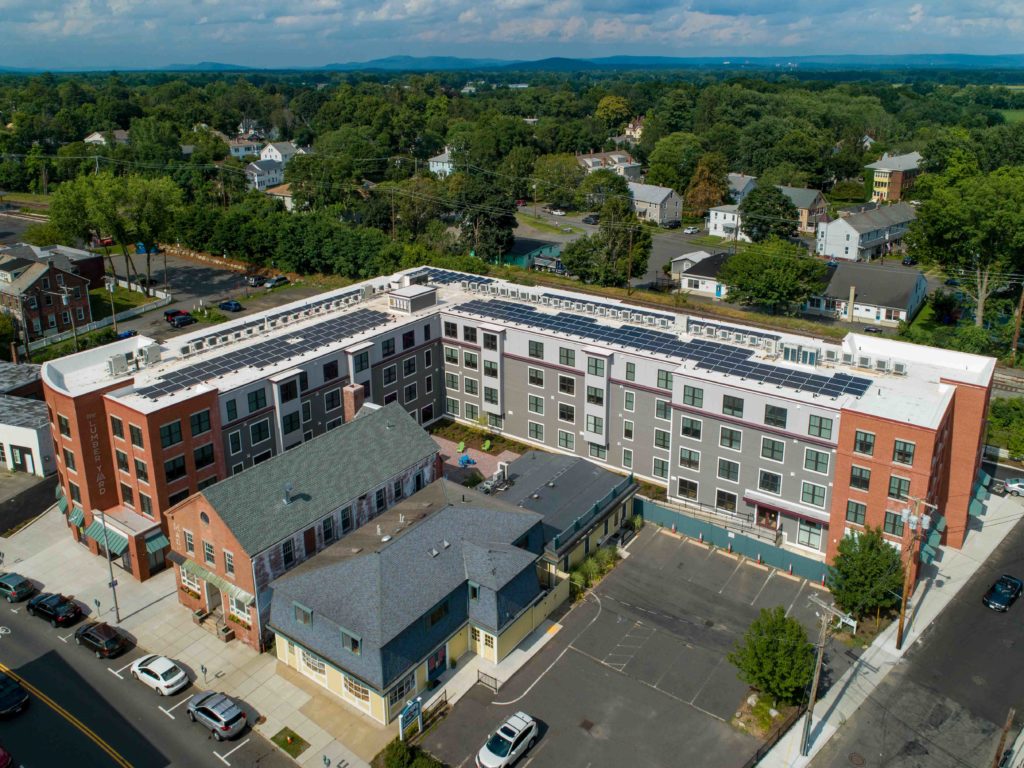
[
  {"x1": 738, "y1": 184, "x2": 799, "y2": 242},
  {"x1": 684, "y1": 152, "x2": 729, "y2": 216},
  {"x1": 595, "y1": 95, "x2": 632, "y2": 131},
  {"x1": 532, "y1": 154, "x2": 586, "y2": 209},
  {"x1": 575, "y1": 169, "x2": 629, "y2": 211},
  {"x1": 560, "y1": 197, "x2": 651, "y2": 287},
  {"x1": 828, "y1": 526, "x2": 904, "y2": 620},
  {"x1": 728, "y1": 607, "x2": 814, "y2": 705},
  {"x1": 718, "y1": 239, "x2": 828, "y2": 314},
  {"x1": 646, "y1": 131, "x2": 705, "y2": 194}
]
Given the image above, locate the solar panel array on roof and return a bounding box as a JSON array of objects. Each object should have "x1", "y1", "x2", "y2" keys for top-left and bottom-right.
[
  {"x1": 135, "y1": 308, "x2": 391, "y2": 400},
  {"x1": 687, "y1": 319, "x2": 780, "y2": 342},
  {"x1": 420, "y1": 268, "x2": 494, "y2": 286},
  {"x1": 454, "y1": 299, "x2": 871, "y2": 398},
  {"x1": 541, "y1": 293, "x2": 674, "y2": 326}
]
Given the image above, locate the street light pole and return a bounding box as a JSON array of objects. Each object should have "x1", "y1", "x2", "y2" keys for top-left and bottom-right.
[
  {"x1": 96, "y1": 506, "x2": 121, "y2": 623},
  {"x1": 106, "y1": 276, "x2": 118, "y2": 334},
  {"x1": 60, "y1": 289, "x2": 79, "y2": 352}
]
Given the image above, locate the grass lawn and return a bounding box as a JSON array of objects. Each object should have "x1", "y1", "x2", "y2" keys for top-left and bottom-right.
[
  {"x1": 999, "y1": 109, "x2": 1024, "y2": 123},
  {"x1": 270, "y1": 727, "x2": 309, "y2": 759},
  {"x1": 193, "y1": 308, "x2": 227, "y2": 325},
  {"x1": 0, "y1": 191, "x2": 51, "y2": 205},
  {"x1": 89, "y1": 285, "x2": 152, "y2": 320},
  {"x1": 689, "y1": 234, "x2": 729, "y2": 248},
  {"x1": 906, "y1": 302, "x2": 942, "y2": 336},
  {"x1": 517, "y1": 212, "x2": 583, "y2": 236}
]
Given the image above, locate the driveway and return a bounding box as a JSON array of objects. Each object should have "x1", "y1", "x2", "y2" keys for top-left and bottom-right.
[{"x1": 423, "y1": 528, "x2": 850, "y2": 768}]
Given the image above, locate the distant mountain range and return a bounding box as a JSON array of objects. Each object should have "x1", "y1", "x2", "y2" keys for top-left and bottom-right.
[{"x1": 4, "y1": 53, "x2": 1024, "y2": 74}]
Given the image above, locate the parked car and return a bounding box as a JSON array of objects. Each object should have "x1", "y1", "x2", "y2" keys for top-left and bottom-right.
[
  {"x1": 170, "y1": 314, "x2": 195, "y2": 329},
  {"x1": 74, "y1": 622, "x2": 129, "y2": 659},
  {"x1": 0, "y1": 573, "x2": 34, "y2": 603},
  {"x1": 0, "y1": 675, "x2": 28, "y2": 718},
  {"x1": 548, "y1": 208, "x2": 566, "y2": 217},
  {"x1": 0, "y1": 743, "x2": 12, "y2": 767},
  {"x1": 862, "y1": 326, "x2": 885, "y2": 334},
  {"x1": 25, "y1": 593, "x2": 81, "y2": 627},
  {"x1": 218, "y1": 300, "x2": 243, "y2": 312},
  {"x1": 164, "y1": 309, "x2": 188, "y2": 323},
  {"x1": 581, "y1": 214, "x2": 600, "y2": 225},
  {"x1": 130, "y1": 655, "x2": 189, "y2": 696},
  {"x1": 243, "y1": 274, "x2": 264, "y2": 287},
  {"x1": 1003, "y1": 478, "x2": 1024, "y2": 496},
  {"x1": 186, "y1": 692, "x2": 248, "y2": 741},
  {"x1": 264, "y1": 275, "x2": 289, "y2": 289},
  {"x1": 902, "y1": 256, "x2": 918, "y2": 266},
  {"x1": 683, "y1": 226, "x2": 699, "y2": 234},
  {"x1": 983, "y1": 575, "x2": 1023, "y2": 612},
  {"x1": 476, "y1": 712, "x2": 538, "y2": 768},
  {"x1": 945, "y1": 277, "x2": 960, "y2": 286},
  {"x1": 515, "y1": 199, "x2": 527, "y2": 207},
  {"x1": 660, "y1": 220, "x2": 681, "y2": 229},
  {"x1": 96, "y1": 236, "x2": 115, "y2": 247},
  {"x1": 116, "y1": 329, "x2": 138, "y2": 340}
]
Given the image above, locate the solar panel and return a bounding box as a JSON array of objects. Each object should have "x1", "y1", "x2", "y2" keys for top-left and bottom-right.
[
  {"x1": 541, "y1": 293, "x2": 674, "y2": 326},
  {"x1": 420, "y1": 268, "x2": 494, "y2": 286}
]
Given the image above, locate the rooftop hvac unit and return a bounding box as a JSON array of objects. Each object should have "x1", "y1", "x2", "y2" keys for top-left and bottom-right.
[
  {"x1": 496, "y1": 461, "x2": 510, "y2": 482},
  {"x1": 705, "y1": 327, "x2": 715, "y2": 337},
  {"x1": 893, "y1": 362, "x2": 908, "y2": 375},
  {"x1": 107, "y1": 353, "x2": 128, "y2": 376},
  {"x1": 718, "y1": 330, "x2": 729, "y2": 339},
  {"x1": 764, "y1": 340, "x2": 776, "y2": 354},
  {"x1": 750, "y1": 337, "x2": 761, "y2": 346},
  {"x1": 460, "y1": 280, "x2": 469, "y2": 290},
  {"x1": 690, "y1": 324, "x2": 702, "y2": 335},
  {"x1": 596, "y1": 307, "x2": 607, "y2": 316},
  {"x1": 734, "y1": 333, "x2": 745, "y2": 343},
  {"x1": 858, "y1": 356, "x2": 871, "y2": 368},
  {"x1": 659, "y1": 319, "x2": 670, "y2": 328},
  {"x1": 825, "y1": 349, "x2": 838, "y2": 361},
  {"x1": 842, "y1": 352, "x2": 854, "y2": 365},
  {"x1": 875, "y1": 359, "x2": 889, "y2": 372}
]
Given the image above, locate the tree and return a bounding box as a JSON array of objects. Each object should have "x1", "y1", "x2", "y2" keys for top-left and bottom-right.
[
  {"x1": 575, "y1": 169, "x2": 629, "y2": 211},
  {"x1": 448, "y1": 173, "x2": 517, "y2": 262},
  {"x1": 684, "y1": 152, "x2": 729, "y2": 216},
  {"x1": 907, "y1": 167, "x2": 1024, "y2": 328},
  {"x1": 561, "y1": 198, "x2": 651, "y2": 287},
  {"x1": 86, "y1": 173, "x2": 141, "y2": 286},
  {"x1": 124, "y1": 176, "x2": 183, "y2": 291},
  {"x1": 738, "y1": 185, "x2": 798, "y2": 243},
  {"x1": 828, "y1": 526, "x2": 904, "y2": 622},
  {"x1": 646, "y1": 132, "x2": 704, "y2": 194},
  {"x1": 532, "y1": 154, "x2": 586, "y2": 210},
  {"x1": 718, "y1": 239, "x2": 828, "y2": 314},
  {"x1": 595, "y1": 95, "x2": 631, "y2": 132},
  {"x1": 497, "y1": 145, "x2": 538, "y2": 201},
  {"x1": 0, "y1": 314, "x2": 15, "y2": 362},
  {"x1": 728, "y1": 607, "x2": 814, "y2": 706}
]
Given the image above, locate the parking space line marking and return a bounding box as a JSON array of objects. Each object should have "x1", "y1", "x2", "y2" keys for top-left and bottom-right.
[
  {"x1": 9, "y1": 608, "x2": 18, "y2": 614},
  {"x1": 718, "y1": 558, "x2": 745, "y2": 594},
  {"x1": 786, "y1": 580, "x2": 807, "y2": 617},
  {"x1": 689, "y1": 656, "x2": 724, "y2": 708},
  {"x1": 214, "y1": 737, "x2": 250, "y2": 766},
  {"x1": 108, "y1": 660, "x2": 136, "y2": 679},
  {"x1": 58, "y1": 631, "x2": 75, "y2": 643},
  {"x1": 158, "y1": 697, "x2": 190, "y2": 719},
  {"x1": 750, "y1": 569, "x2": 775, "y2": 606}
]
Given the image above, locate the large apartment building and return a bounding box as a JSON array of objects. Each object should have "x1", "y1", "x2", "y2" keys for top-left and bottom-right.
[{"x1": 42, "y1": 268, "x2": 993, "y2": 580}]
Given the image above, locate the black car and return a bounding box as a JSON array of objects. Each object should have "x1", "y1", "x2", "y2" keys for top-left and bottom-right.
[
  {"x1": 219, "y1": 300, "x2": 243, "y2": 312},
  {"x1": 983, "y1": 575, "x2": 1023, "y2": 612},
  {"x1": 74, "y1": 622, "x2": 129, "y2": 659},
  {"x1": 582, "y1": 214, "x2": 600, "y2": 225},
  {"x1": 862, "y1": 325, "x2": 885, "y2": 334},
  {"x1": 902, "y1": 256, "x2": 918, "y2": 266},
  {"x1": 0, "y1": 675, "x2": 28, "y2": 718},
  {"x1": 170, "y1": 314, "x2": 196, "y2": 329},
  {"x1": 26, "y1": 593, "x2": 81, "y2": 627},
  {"x1": 660, "y1": 220, "x2": 681, "y2": 229}
]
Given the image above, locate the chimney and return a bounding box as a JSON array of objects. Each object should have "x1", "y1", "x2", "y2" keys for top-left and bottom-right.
[
  {"x1": 283, "y1": 482, "x2": 294, "y2": 505},
  {"x1": 342, "y1": 382, "x2": 365, "y2": 423},
  {"x1": 848, "y1": 285, "x2": 856, "y2": 323}
]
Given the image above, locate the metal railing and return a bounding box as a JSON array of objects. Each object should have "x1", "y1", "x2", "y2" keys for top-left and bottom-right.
[
  {"x1": 551, "y1": 473, "x2": 636, "y2": 550},
  {"x1": 739, "y1": 704, "x2": 806, "y2": 768},
  {"x1": 649, "y1": 494, "x2": 780, "y2": 545},
  {"x1": 477, "y1": 671, "x2": 500, "y2": 692}
]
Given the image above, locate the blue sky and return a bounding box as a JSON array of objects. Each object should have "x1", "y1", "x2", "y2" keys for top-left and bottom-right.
[{"x1": 1, "y1": 0, "x2": 1022, "y2": 70}]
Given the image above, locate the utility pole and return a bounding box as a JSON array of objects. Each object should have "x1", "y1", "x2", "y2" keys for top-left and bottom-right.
[
  {"x1": 800, "y1": 595, "x2": 852, "y2": 756},
  {"x1": 625, "y1": 225, "x2": 635, "y2": 296},
  {"x1": 97, "y1": 506, "x2": 121, "y2": 623},
  {"x1": 896, "y1": 497, "x2": 935, "y2": 650},
  {"x1": 991, "y1": 707, "x2": 1016, "y2": 768}
]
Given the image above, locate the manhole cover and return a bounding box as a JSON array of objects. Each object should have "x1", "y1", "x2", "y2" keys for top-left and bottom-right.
[
  {"x1": 849, "y1": 753, "x2": 865, "y2": 766},
  {"x1": 580, "y1": 719, "x2": 594, "y2": 732}
]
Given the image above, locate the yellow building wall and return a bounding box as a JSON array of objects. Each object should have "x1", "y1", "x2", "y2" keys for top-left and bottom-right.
[
  {"x1": 495, "y1": 576, "x2": 570, "y2": 659},
  {"x1": 448, "y1": 625, "x2": 469, "y2": 662}
]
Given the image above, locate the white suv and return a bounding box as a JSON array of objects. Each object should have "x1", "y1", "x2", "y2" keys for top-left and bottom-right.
[
  {"x1": 1004, "y1": 478, "x2": 1024, "y2": 497},
  {"x1": 476, "y1": 712, "x2": 538, "y2": 768}
]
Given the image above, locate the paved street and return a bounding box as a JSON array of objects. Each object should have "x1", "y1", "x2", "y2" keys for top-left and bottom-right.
[{"x1": 0, "y1": 472, "x2": 56, "y2": 535}]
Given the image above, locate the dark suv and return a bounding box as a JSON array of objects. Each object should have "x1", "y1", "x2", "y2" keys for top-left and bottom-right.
[
  {"x1": 0, "y1": 573, "x2": 34, "y2": 603},
  {"x1": 26, "y1": 593, "x2": 82, "y2": 627},
  {"x1": 74, "y1": 622, "x2": 129, "y2": 658},
  {"x1": 170, "y1": 314, "x2": 195, "y2": 329},
  {"x1": 0, "y1": 675, "x2": 28, "y2": 718}
]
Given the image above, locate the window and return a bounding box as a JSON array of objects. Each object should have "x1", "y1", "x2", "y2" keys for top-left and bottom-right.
[
  {"x1": 279, "y1": 381, "x2": 298, "y2": 403},
  {"x1": 463, "y1": 351, "x2": 478, "y2": 370},
  {"x1": 57, "y1": 414, "x2": 71, "y2": 438},
  {"x1": 323, "y1": 516, "x2": 335, "y2": 543},
  {"x1": 590, "y1": 443, "x2": 608, "y2": 460},
  {"x1": 678, "y1": 478, "x2": 698, "y2": 500},
  {"x1": 623, "y1": 391, "x2": 634, "y2": 411},
  {"x1": 375, "y1": 488, "x2": 386, "y2": 512},
  {"x1": 302, "y1": 401, "x2": 312, "y2": 423},
  {"x1": 282, "y1": 540, "x2": 295, "y2": 567},
  {"x1": 323, "y1": 360, "x2": 339, "y2": 381},
  {"x1": 202, "y1": 540, "x2": 215, "y2": 565},
  {"x1": 404, "y1": 357, "x2": 417, "y2": 377},
  {"x1": 655, "y1": 399, "x2": 671, "y2": 420},
  {"x1": 622, "y1": 448, "x2": 633, "y2": 469},
  {"x1": 653, "y1": 458, "x2": 669, "y2": 479},
  {"x1": 854, "y1": 430, "x2": 875, "y2": 455},
  {"x1": 383, "y1": 365, "x2": 398, "y2": 386},
  {"x1": 797, "y1": 520, "x2": 822, "y2": 550},
  {"x1": 888, "y1": 475, "x2": 910, "y2": 501},
  {"x1": 623, "y1": 420, "x2": 634, "y2": 440},
  {"x1": 559, "y1": 376, "x2": 575, "y2": 395},
  {"x1": 722, "y1": 395, "x2": 744, "y2": 418},
  {"x1": 893, "y1": 440, "x2": 916, "y2": 466},
  {"x1": 164, "y1": 456, "x2": 186, "y2": 482},
  {"x1": 464, "y1": 403, "x2": 479, "y2": 421},
  {"x1": 801, "y1": 482, "x2": 826, "y2": 508},
  {"x1": 884, "y1": 511, "x2": 905, "y2": 536},
  {"x1": 657, "y1": 370, "x2": 673, "y2": 390},
  {"x1": 325, "y1": 388, "x2": 341, "y2": 411},
  {"x1": 183, "y1": 530, "x2": 194, "y2": 554},
  {"x1": 247, "y1": 389, "x2": 267, "y2": 413},
  {"x1": 488, "y1": 413, "x2": 503, "y2": 430},
  {"x1": 758, "y1": 470, "x2": 781, "y2": 494},
  {"x1": 428, "y1": 601, "x2": 449, "y2": 627},
  {"x1": 720, "y1": 427, "x2": 742, "y2": 450},
  {"x1": 402, "y1": 330, "x2": 415, "y2": 350},
  {"x1": 850, "y1": 466, "x2": 871, "y2": 491},
  {"x1": 528, "y1": 395, "x2": 544, "y2": 414},
  {"x1": 293, "y1": 602, "x2": 312, "y2": 625},
  {"x1": 484, "y1": 386, "x2": 498, "y2": 405},
  {"x1": 559, "y1": 347, "x2": 575, "y2": 367},
  {"x1": 586, "y1": 386, "x2": 604, "y2": 406},
  {"x1": 110, "y1": 416, "x2": 124, "y2": 439},
  {"x1": 159, "y1": 420, "x2": 182, "y2": 449},
  {"x1": 340, "y1": 506, "x2": 353, "y2": 532},
  {"x1": 353, "y1": 351, "x2": 369, "y2": 373},
  {"x1": 587, "y1": 357, "x2": 605, "y2": 377},
  {"x1": 681, "y1": 417, "x2": 702, "y2": 440},
  {"x1": 528, "y1": 340, "x2": 544, "y2": 359},
  {"x1": 197, "y1": 476, "x2": 217, "y2": 491},
  {"x1": 250, "y1": 420, "x2": 270, "y2": 445},
  {"x1": 388, "y1": 673, "x2": 415, "y2": 708},
  {"x1": 625, "y1": 362, "x2": 636, "y2": 381},
  {"x1": 654, "y1": 429, "x2": 670, "y2": 449},
  {"x1": 586, "y1": 414, "x2": 604, "y2": 435},
  {"x1": 718, "y1": 458, "x2": 739, "y2": 482},
  {"x1": 559, "y1": 403, "x2": 575, "y2": 423},
  {"x1": 464, "y1": 378, "x2": 478, "y2": 395},
  {"x1": 130, "y1": 425, "x2": 143, "y2": 448},
  {"x1": 404, "y1": 383, "x2": 417, "y2": 403},
  {"x1": 194, "y1": 444, "x2": 215, "y2": 469},
  {"x1": 445, "y1": 397, "x2": 459, "y2": 416},
  {"x1": 381, "y1": 338, "x2": 396, "y2": 357},
  {"x1": 483, "y1": 360, "x2": 498, "y2": 378},
  {"x1": 444, "y1": 346, "x2": 459, "y2": 364},
  {"x1": 679, "y1": 447, "x2": 700, "y2": 470},
  {"x1": 558, "y1": 430, "x2": 575, "y2": 451},
  {"x1": 483, "y1": 333, "x2": 498, "y2": 351},
  {"x1": 808, "y1": 415, "x2": 833, "y2": 439},
  {"x1": 444, "y1": 321, "x2": 457, "y2": 338},
  {"x1": 804, "y1": 448, "x2": 830, "y2": 474},
  {"x1": 180, "y1": 567, "x2": 200, "y2": 595},
  {"x1": 846, "y1": 501, "x2": 866, "y2": 525},
  {"x1": 716, "y1": 490, "x2": 737, "y2": 513},
  {"x1": 764, "y1": 405, "x2": 787, "y2": 429},
  {"x1": 134, "y1": 459, "x2": 148, "y2": 483},
  {"x1": 225, "y1": 400, "x2": 237, "y2": 422},
  {"x1": 65, "y1": 448, "x2": 79, "y2": 472},
  {"x1": 529, "y1": 422, "x2": 544, "y2": 441},
  {"x1": 139, "y1": 493, "x2": 152, "y2": 516},
  {"x1": 683, "y1": 385, "x2": 703, "y2": 408},
  {"x1": 120, "y1": 482, "x2": 134, "y2": 507},
  {"x1": 445, "y1": 372, "x2": 459, "y2": 391}
]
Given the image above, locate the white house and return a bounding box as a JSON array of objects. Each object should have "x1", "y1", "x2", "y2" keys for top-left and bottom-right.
[
  {"x1": 628, "y1": 182, "x2": 682, "y2": 225},
  {"x1": 229, "y1": 137, "x2": 262, "y2": 159},
  {"x1": 260, "y1": 142, "x2": 304, "y2": 167},
  {"x1": 265, "y1": 183, "x2": 295, "y2": 212},
  {"x1": 815, "y1": 202, "x2": 916, "y2": 262},
  {"x1": 727, "y1": 173, "x2": 757, "y2": 204},
  {"x1": 0, "y1": 396, "x2": 55, "y2": 477},
  {"x1": 245, "y1": 160, "x2": 284, "y2": 191},
  {"x1": 805, "y1": 261, "x2": 928, "y2": 326},
  {"x1": 429, "y1": 147, "x2": 455, "y2": 178},
  {"x1": 675, "y1": 252, "x2": 732, "y2": 299},
  {"x1": 707, "y1": 205, "x2": 751, "y2": 242},
  {"x1": 624, "y1": 117, "x2": 644, "y2": 142},
  {"x1": 576, "y1": 151, "x2": 643, "y2": 181},
  {"x1": 83, "y1": 130, "x2": 129, "y2": 146}
]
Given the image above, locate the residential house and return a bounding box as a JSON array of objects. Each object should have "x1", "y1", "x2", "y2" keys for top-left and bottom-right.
[
  {"x1": 429, "y1": 148, "x2": 455, "y2": 178},
  {"x1": 815, "y1": 202, "x2": 916, "y2": 261},
  {"x1": 0, "y1": 396, "x2": 54, "y2": 476},
  {"x1": 245, "y1": 160, "x2": 284, "y2": 192},
  {"x1": 707, "y1": 205, "x2": 750, "y2": 242},
  {"x1": 727, "y1": 173, "x2": 757, "y2": 204},
  {"x1": 166, "y1": 401, "x2": 441, "y2": 651},
  {"x1": 675, "y1": 252, "x2": 732, "y2": 299},
  {"x1": 270, "y1": 479, "x2": 565, "y2": 724},
  {"x1": 229, "y1": 138, "x2": 262, "y2": 160},
  {"x1": 866, "y1": 151, "x2": 922, "y2": 202},
  {"x1": 576, "y1": 151, "x2": 643, "y2": 181},
  {"x1": 624, "y1": 116, "x2": 644, "y2": 143},
  {"x1": 627, "y1": 182, "x2": 682, "y2": 226},
  {"x1": 0, "y1": 244, "x2": 105, "y2": 288},
  {"x1": 265, "y1": 183, "x2": 295, "y2": 212},
  {"x1": 0, "y1": 257, "x2": 93, "y2": 343},
  {"x1": 669, "y1": 250, "x2": 716, "y2": 285},
  {"x1": 778, "y1": 186, "x2": 828, "y2": 234},
  {"x1": 805, "y1": 262, "x2": 928, "y2": 326},
  {"x1": 237, "y1": 119, "x2": 267, "y2": 139},
  {"x1": 260, "y1": 142, "x2": 305, "y2": 167},
  {"x1": 83, "y1": 130, "x2": 129, "y2": 146}
]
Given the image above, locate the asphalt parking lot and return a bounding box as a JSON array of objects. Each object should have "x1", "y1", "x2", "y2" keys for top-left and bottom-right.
[{"x1": 424, "y1": 528, "x2": 849, "y2": 768}]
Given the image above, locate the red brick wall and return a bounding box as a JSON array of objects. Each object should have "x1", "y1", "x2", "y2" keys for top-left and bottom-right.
[{"x1": 939, "y1": 379, "x2": 990, "y2": 548}]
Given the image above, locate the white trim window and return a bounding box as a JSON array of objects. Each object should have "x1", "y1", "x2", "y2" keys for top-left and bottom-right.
[
  {"x1": 301, "y1": 649, "x2": 327, "y2": 681},
  {"x1": 180, "y1": 567, "x2": 201, "y2": 592}
]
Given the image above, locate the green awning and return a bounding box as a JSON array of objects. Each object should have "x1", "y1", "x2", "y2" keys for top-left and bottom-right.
[
  {"x1": 180, "y1": 559, "x2": 255, "y2": 606},
  {"x1": 145, "y1": 533, "x2": 170, "y2": 554},
  {"x1": 979, "y1": 470, "x2": 992, "y2": 488},
  {"x1": 56, "y1": 495, "x2": 68, "y2": 514},
  {"x1": 934, "y1": 516, "x2": 947, "y2": 533},
  {"x1": 969, "y1": 497, "x2": 985, "y2": 518},
  {"x1": 68, "y1": 506, "x2": 84, "y2": 527},
  {"x1": 974, "y1": 483, "x2": 990, "y2": 502},
  {"x1": 82, "y1": 520, "x2": 129, "y2": 556}
]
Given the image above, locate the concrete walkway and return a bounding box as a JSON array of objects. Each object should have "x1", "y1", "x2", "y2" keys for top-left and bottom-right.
[{"x1": 761, "y1": 493, "x2": 1024, "y2": 767}]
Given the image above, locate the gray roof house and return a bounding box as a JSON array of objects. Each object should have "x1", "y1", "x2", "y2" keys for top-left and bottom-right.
[
  {"x1": 807, "y1": 261, "x2": 928, "y2": 326},
  {"x1": 245, "y1": 159, "x2": 284, "y2": 191},
  {"x1": 627, "y1": 182, "x2": 683, "y2": 225},
  {"x1": 728, "y1": 173, "x2": 757, "y2": 203},
  {"x1": 816, "y1": 202, "x2": 916, "y2": 261}
]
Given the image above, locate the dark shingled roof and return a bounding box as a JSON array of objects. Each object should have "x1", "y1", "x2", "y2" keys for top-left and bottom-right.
[
  {"x1": 679, "y1": 251, "x2": 732, "y2": 279},
  {"x1": 823, "y1": 262, "x2": 926, "y2": 311},
  {"x1": 0, "y1": 362, "x2": 41, "y2": 394}
]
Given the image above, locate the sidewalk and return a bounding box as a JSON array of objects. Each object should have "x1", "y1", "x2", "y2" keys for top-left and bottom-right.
[
  {"x1": 1, "y1": 507, "x2": 380, "y2": 768},
  {"x1": 761, "y1": 494, "x2": 1024, "y2": 768}
]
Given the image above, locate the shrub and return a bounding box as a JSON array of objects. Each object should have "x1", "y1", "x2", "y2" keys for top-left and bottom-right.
[
  {"x1": 593, "y1": 546, "x2": 617, "y2": 573},
  {"x1": 578, "y1": 557, "x2": 600, "y2": 587},
  {"x1": 382, "y1": 739, "x2": 414, "y2": 768}
]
